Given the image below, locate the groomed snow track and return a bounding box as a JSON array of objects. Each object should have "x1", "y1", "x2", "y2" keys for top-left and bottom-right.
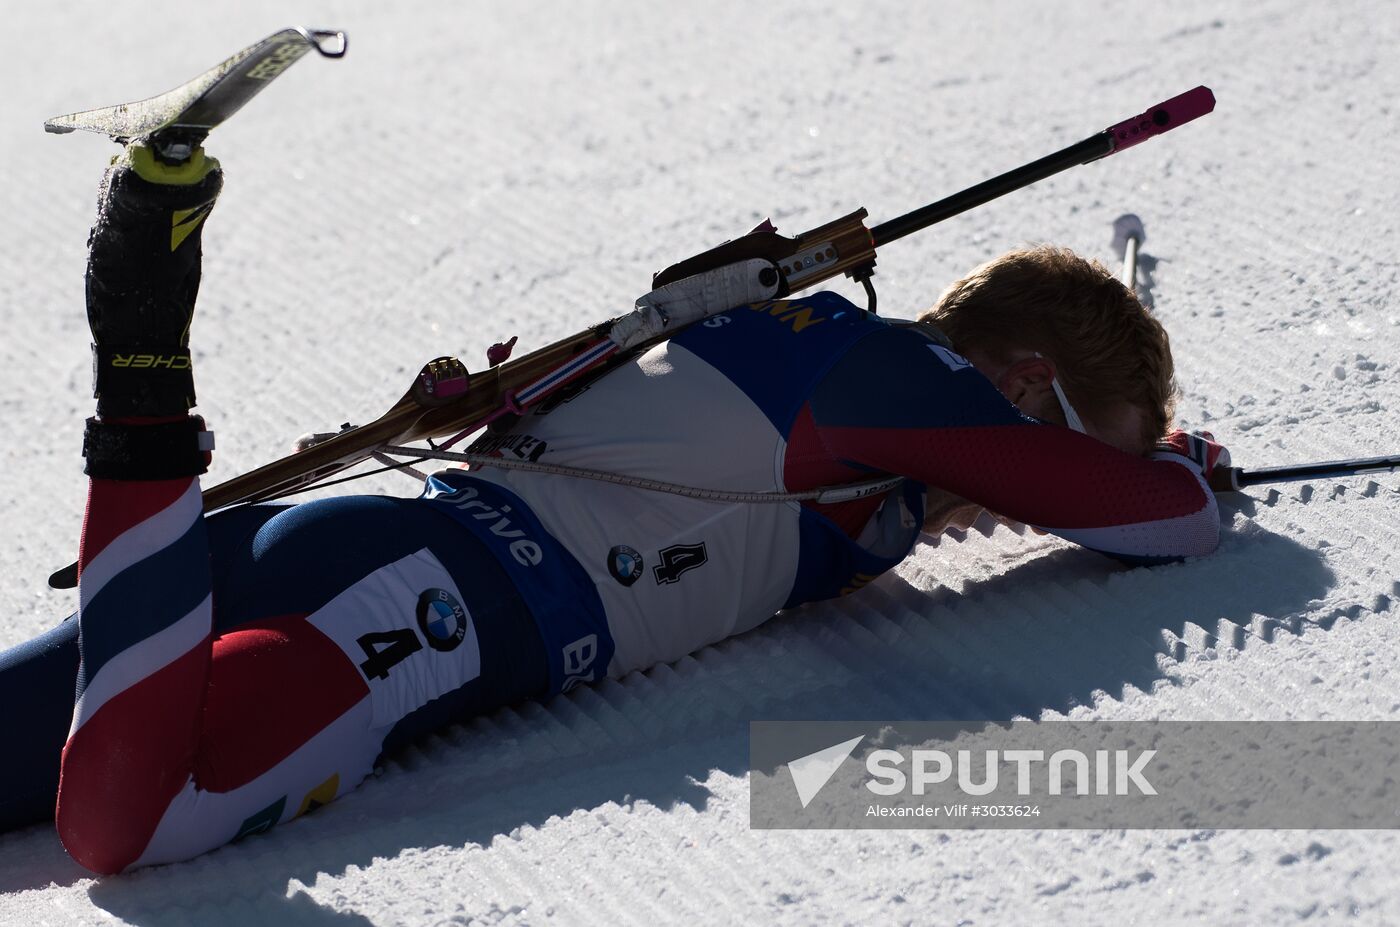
[{"x1": 3, "y1": 0, "x2": 1399, "y2": 924}]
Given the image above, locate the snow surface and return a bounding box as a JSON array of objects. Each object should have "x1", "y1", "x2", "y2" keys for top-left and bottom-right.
[{"x1": 3, "y1": 0, "x2": 1399, "y2": 923}]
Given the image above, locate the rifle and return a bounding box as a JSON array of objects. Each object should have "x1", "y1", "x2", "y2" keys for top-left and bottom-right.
[{"x1": 49, "y1": 86, "x2": 1215, "y2": 588}]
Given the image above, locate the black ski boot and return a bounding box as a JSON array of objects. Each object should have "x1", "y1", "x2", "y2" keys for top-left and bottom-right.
[{"x1": 82, "y1": 144, "x2": 221, "y2": 480}]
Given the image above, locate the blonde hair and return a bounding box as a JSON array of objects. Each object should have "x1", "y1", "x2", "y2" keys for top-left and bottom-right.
[{"x1": 919, "y1": 245, "x2": 1176, "y2": 451}]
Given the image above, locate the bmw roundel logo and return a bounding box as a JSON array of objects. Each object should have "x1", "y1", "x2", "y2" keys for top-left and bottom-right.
[
  {"x1": 416, "y1": 588, "x2": 469, "y2": 652},
  {"x1": 607, "y1": 545, "x2": 644, "y2": 587}
]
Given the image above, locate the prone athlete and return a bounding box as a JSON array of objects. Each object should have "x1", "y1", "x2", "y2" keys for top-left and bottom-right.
[{"x1": 0, "y1": 140, "x2": 1229, "y2": 872}]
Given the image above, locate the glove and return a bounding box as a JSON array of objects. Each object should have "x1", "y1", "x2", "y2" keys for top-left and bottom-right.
[{"x1": 1153, "y1": 429, "x2": 1231, "y2": 478}]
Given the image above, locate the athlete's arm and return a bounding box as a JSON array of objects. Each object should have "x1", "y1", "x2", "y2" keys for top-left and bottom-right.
[{"x1": 808, "y1": 326, "x2": 1220, "y2": 564}]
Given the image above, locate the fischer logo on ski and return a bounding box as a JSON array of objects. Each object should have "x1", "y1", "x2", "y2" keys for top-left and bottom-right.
[{"x1": 245, "y1": 40, "x2": 313, "y2": 81}]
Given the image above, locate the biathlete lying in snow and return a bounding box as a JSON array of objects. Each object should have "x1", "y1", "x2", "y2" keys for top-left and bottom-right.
[{"x1": 0, "y1": 142, "x2": 1228, "y2": 873}]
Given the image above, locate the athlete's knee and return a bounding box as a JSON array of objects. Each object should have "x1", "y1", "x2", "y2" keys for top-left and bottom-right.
[{"x1": 56, "y1": 767, "x2": 152, "y2": 874}]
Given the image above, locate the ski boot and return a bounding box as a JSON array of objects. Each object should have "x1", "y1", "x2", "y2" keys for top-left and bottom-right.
[{"x1": 81, "y1": 143, "x2": 221, "y2": 480}]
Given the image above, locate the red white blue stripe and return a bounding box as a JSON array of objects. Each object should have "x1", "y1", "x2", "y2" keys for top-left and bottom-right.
[{"x1": 515, "y1": 338, "x2": 617, "y2": 406}]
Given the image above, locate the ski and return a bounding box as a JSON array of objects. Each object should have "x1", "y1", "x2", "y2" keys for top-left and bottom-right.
[{"x1": 45, "y1": 27, "x2": 346, "y2": 159}]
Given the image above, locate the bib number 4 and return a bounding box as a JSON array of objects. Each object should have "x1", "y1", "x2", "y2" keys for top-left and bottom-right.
[
  {"x1": 355, "y1": 587, "x2": 472, "y2": 682},
  {"x1": 653, "y1": 542, "x2": 708, "y2": 585},
  {"x1": 356, "y1": 629, "x2": 423, "y2": 681}
]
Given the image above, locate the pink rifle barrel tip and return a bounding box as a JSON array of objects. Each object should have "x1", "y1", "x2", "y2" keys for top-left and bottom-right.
[{"x1": 1106, "y1": 86, "x2": 1216, "y2": 154}]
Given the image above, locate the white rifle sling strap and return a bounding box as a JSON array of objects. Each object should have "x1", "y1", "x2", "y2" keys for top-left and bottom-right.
[
  {"x1": 609, "y1": 258, "x2": 781, "y2": 350},
  {"x1": 381, "y1": 445, "x2": 903, "y2": 505}
]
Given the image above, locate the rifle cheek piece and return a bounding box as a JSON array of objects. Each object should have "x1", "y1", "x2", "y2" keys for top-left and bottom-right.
[{"x1": 652, "y1": 208, "x2": 875, "y2": 300}]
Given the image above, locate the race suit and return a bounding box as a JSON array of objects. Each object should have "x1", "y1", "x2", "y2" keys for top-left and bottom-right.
[{"x1": 3, "y1": 291, "x2": 1218, "y2": 872}]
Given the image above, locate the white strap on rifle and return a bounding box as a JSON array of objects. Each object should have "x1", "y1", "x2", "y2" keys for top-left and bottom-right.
[
  {"x1": 380, "y1": 444, "x2": 902, "y2": 505},
  {"x1": 608, "y1": 258, "x2": 781, "y2": 350}
]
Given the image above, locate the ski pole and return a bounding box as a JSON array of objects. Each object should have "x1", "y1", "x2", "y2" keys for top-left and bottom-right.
[
  {"x1": 1210, "y1": 454, "x2": 1400, "y2": 492},
  {"x1": 1122, "y1": 232, "x2": 1140, "y2": 290},
  {"x1": 1112, "y1": 213, "x2": 1145, "y2": 292}
]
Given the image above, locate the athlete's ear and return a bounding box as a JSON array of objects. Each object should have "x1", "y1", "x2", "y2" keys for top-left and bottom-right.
[{"x1": 996, "y1": 356, "x2": 1059, "y2": 417}]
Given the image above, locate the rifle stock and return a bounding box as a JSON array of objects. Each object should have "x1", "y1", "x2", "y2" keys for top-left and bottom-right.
[{"x1": 201, "y1": 322, "x2": 615, "y2": 511}]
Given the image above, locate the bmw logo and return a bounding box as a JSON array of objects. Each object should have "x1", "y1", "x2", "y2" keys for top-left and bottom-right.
[
  {"x1": 416, "y1": 588, "x2": 469, "y2": 652},
  {"x1": 607, "y1": 545, "x2": 644, "y2": 587}
]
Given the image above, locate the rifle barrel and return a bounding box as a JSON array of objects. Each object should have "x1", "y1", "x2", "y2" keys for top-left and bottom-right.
[
  {"x1": 870, "y1": 135, "x2": 1111, "y2": 248},
  {"x1": 870, "y1": 85, "x2": 1215, "y2": 249}
]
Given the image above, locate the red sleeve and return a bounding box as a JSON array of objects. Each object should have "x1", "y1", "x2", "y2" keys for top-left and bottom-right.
[{"x1": 809, "y1": 326, "x2": 1220, "y2": 563}]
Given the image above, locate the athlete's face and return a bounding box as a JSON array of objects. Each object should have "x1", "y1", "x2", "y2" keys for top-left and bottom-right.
[{"x1": 964, "y1": 349, "x2": 1151, "y2": 456}]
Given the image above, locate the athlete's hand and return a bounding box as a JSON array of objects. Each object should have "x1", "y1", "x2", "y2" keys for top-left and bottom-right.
[
  {"x1": 989, "y1": 512, "x2": 1047, "y2": 536},
  {"x1": 1154, "y1": 429, "x2": 1231, "y2": 478},
  {"x1": 922, "y1": 487, "x2": 984, "y2": 535}
]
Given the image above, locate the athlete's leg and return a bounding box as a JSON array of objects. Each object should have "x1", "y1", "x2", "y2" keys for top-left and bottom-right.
[
  {"x1": 0, "y1": 618, "x2": 80, "y2": 832},
  {"x1": 55, "y1": 145, "x2": 550, "y2": 874},
  {"x1": 0, "y1": 504, "x2": 286, "y2": 836},
  {"x1": 65, "y1": 491, "x2": 546, "y2": 872},
  {"x1": 55, "y1": 143, "x2": 223, "y2": 873},
  {"x1": 192, "y1": 493, "x2": 549, "y2": 802}
]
